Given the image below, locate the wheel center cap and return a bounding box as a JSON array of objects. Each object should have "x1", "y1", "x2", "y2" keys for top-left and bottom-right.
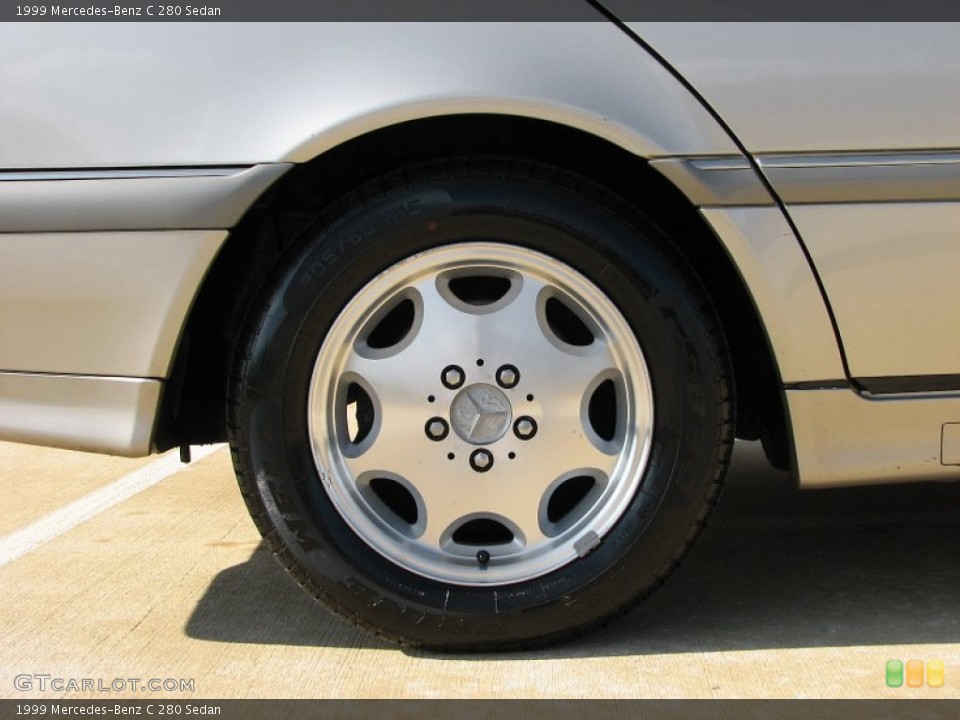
[{"x1": 450, "y1": 383, "x2": 513, "y2": 445}]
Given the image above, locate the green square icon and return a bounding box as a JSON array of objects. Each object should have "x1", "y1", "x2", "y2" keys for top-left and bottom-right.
[{"x1": 886, "y1": 659, "x2": 905, "y2": 687}]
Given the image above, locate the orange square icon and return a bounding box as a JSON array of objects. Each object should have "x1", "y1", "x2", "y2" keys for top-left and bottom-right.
[{"x1": 906, "y1": 659, "x2": 924, "y2": 687}]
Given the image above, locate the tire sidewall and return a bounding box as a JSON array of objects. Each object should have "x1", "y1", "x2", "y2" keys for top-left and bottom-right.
[{"x1": 235, "y1": 173, "x2": 725, "y2": 647}]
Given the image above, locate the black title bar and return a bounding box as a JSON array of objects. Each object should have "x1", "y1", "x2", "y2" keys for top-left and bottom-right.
[{"x1": 4, "y1": 0, "x2": 960, "y2": 21}]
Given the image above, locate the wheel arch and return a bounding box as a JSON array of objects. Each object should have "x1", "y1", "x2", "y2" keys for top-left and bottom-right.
[{"x1": 154, "y1": 114, "x2": 791, "y2": 470}]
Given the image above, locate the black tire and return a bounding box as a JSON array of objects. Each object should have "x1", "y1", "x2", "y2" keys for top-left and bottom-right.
[{"x1": 228, "y1": 158, "x2": 733, "y2": 650}]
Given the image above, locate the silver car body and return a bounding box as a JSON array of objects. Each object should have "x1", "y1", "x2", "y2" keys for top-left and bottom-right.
[{"x1": 2, "y1": 21, "x2": 959, "y2": 487}]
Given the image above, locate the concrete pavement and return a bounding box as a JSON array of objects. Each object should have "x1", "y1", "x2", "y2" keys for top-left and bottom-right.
[{"x1": 1, "y1": 440, "x2": 958, "y2": 699}]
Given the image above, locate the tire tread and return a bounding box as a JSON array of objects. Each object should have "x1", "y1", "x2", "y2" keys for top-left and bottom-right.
[{"x1": 227, "y1": 157, "x2": 735, "y2": 651}]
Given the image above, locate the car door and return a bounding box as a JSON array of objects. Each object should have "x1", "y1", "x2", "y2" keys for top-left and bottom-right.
[{"x1": 633, "y1": 22, "x2": 960, "y2": 389}]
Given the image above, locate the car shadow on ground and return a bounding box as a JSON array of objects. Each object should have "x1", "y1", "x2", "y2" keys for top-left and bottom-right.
[{"x1": 184, "y1": 442, "x2": 960, "y2": 658}]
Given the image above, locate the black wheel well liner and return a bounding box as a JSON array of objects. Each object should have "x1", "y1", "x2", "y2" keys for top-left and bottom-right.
[{"x1": 154, "y1": 114, "x2": 790, "y2": 470}]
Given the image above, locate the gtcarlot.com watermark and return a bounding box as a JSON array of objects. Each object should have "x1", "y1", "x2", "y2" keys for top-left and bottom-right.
[{"x1": 14, "y1": 675, "x2": 195, "y2": 693}]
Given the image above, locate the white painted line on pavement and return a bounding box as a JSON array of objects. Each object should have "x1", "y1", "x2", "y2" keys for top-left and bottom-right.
[{"x1": 0, "y1": 444, "x2": 226, "y2": 568}]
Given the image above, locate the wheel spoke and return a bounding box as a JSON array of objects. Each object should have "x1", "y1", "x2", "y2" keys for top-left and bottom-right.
[
  {"x1": 532, "y1": 347, "x2": 618, "y2": 428},
  {"x1": 341, "y1": 404, "x2": 435, "y2": 482},
  {"x1": 416, "y1": 473, "x2": 486, "y2": 549},
  {"x1": 478, "y1": 278, "x2": 620, "y2": 427},
  {"x1": 344, "y1": 274, "x2": 502, "y2": 410},
  {"x1": 414, "y1": 459, "x2": 551, "y2": 551},
  {"x1": 522, "y1": 419, "x2": 617, "y2": 485},
  {"x1": 309, "y1": 242, "x2": 654, "y2": 586},
  {"x1": 343, "y1": 348, "x2": 434, "y2": 425}
]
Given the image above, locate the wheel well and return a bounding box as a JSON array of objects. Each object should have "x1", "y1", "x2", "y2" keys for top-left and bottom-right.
[{"x1": 155, "y1": 114, "x2": 790, "y2": 470}]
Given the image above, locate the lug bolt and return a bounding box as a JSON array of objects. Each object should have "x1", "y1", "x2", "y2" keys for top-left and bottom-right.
[
  {"x1": 425, "y1": 417, "x2": 449, "y2": 441},
  {"x1": 441, "y1": 365, "x2": 465, "y2": 390},
  {"x1": 469, "y1": 449, "x2": 494, "y2": 473},
  {"x1": 514, "y1": 416, "x2": 538, "y2": 440},
  {"x1": 495, "y1": 364, "x2": 520, "y2": 389}
]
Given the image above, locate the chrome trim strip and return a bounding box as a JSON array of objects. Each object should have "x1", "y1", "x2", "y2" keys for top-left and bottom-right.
[
  {"x1": 857, "y1": 375, "x2": 960, "y2": 396},
  {"x1": 788, "y1": 388, "x2": 960, "y2": 487},
  {"x1": 782, "y1": 380, "x2": 849, "y2": 391},
  {"x1": 654, "y1": 151, "x2": 960, "y2": 206},
  {"x1": 0, "y1": 164, "x2": 291, "y2": 232},
  {"x1": 688, "y1": 157, "x2": 753, "y2": 172},
  {"x1": 650, "y1": 156, "x2": 774, "y2": 206},
  {"x1": 760, "y1": 152, "x2": 960, "y2": 169},
  {"x1": 0, "y1": 373, "x2": 160, "y2": 456},
  {"x1": 0, "y1": 167, "x2": 246, "y2": 181},
  {"x1": 757, "y1": 151, "x2": 960, "y2": 203}
]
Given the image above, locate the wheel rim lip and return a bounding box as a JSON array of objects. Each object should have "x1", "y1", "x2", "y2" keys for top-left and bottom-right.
[{"x1": 307, "y1": 242, "x2": 654, "y2": 586}]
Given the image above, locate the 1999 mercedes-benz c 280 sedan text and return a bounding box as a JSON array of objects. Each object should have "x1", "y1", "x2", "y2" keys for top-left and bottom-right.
[{"x1": 3, "y1": 18, "x2": 960, "y2": 649}]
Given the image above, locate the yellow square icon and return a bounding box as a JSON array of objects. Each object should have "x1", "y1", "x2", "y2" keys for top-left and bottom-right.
[
  {"x1": 927, "y1": 660, "x2": 945, "y2": 688},
  {"x1": 906, "y1": 659, "x2": 924, "y2": 687}
]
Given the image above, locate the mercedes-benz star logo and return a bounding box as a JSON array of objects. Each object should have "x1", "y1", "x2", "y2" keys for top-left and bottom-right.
[{"x1": 449, "y1": 384, "x2": 513, "y2": 445}]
